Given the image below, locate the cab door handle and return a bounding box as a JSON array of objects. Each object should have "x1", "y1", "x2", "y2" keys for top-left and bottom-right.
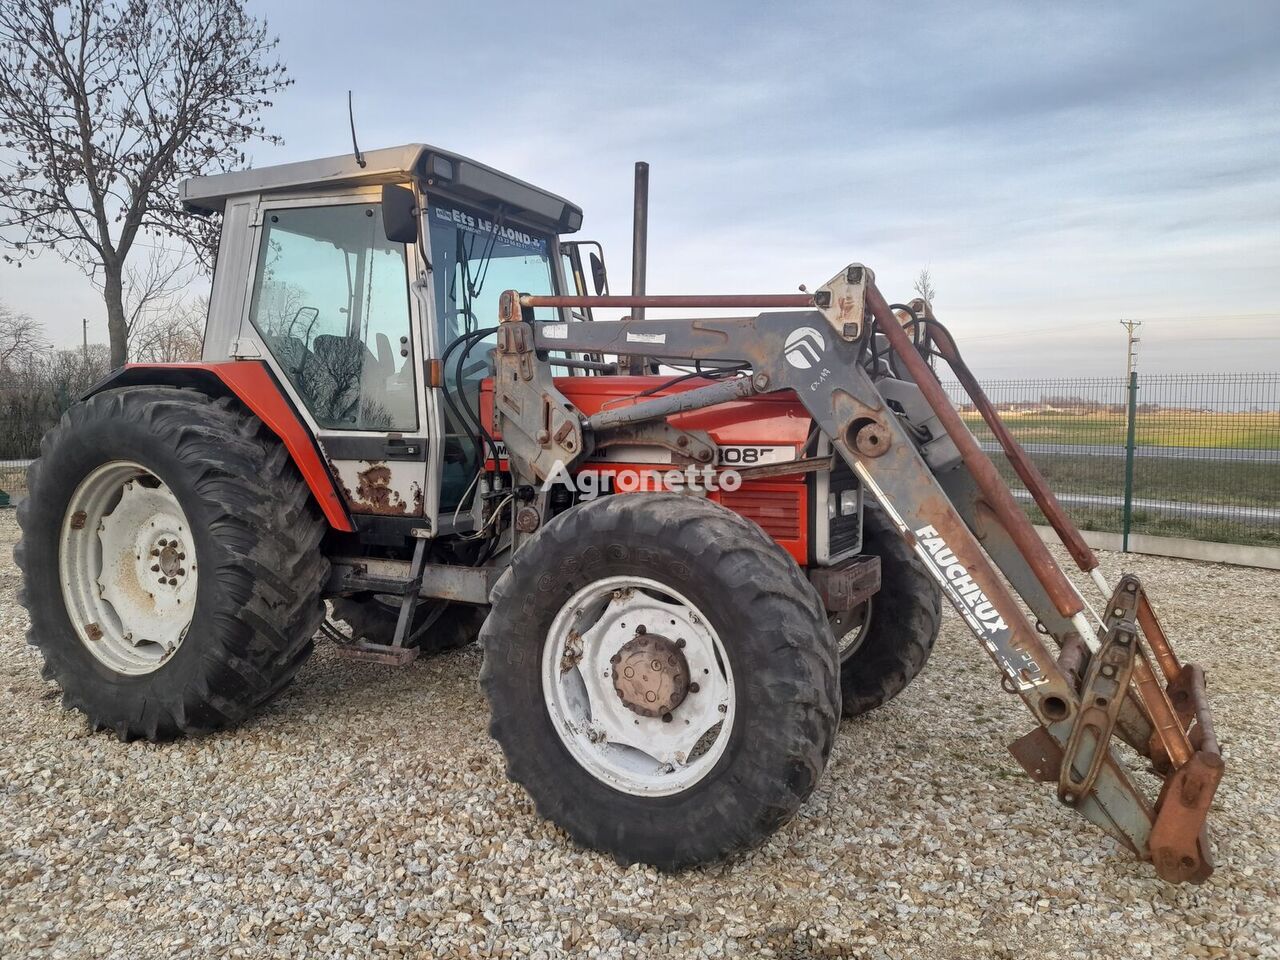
[{"x1": 383, "y1": 438, "x2": 423, "y2": 459}]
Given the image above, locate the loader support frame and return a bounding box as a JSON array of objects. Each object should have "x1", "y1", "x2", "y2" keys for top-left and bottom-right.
[{"x1": 493, "y1": 264, "x2": 1224, "y2": 883}]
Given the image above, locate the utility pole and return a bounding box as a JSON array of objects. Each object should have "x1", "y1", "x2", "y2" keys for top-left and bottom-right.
[
  {"x1": 82, "y1": 318, "x2": 88, "y2": 363},
  {"x1": 1118, "y1": 320, "x2": 1142, "y2": 552},
  {"x1": 1119, "y1": 319, "x2": 1142, "y2": 376}
]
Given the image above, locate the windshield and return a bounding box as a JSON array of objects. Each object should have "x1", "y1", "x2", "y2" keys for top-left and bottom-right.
[
  {"x1": 427, "y1": 196, "x2": 559, "y2": 510},
  {"x1": 427, "y1": 197, "x2": 557, "y2": 344}
]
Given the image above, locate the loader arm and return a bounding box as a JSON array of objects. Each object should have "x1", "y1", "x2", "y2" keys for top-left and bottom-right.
[{"x1": 489, "y1": 264, "x2": 1223, "y2": 883}]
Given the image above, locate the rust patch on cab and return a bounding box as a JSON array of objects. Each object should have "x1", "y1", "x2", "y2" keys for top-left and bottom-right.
[{"x1": 352, "y1": 462, "x2": 409, "y2": 516}]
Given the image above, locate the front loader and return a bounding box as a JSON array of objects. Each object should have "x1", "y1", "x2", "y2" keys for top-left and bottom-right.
[
  {"x1": 14, "y1": 144, "x2": 1221, "y2": 882},
  {"x1": 484, "y1": 268, "x2": 1223, "y2": 882}
]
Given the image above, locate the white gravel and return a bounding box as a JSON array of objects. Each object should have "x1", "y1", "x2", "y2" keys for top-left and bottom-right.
[{"x1": 1, "y1": 508, "x2": 1277, "y2": 958}]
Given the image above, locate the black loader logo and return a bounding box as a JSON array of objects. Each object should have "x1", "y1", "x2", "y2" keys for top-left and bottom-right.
[{"x1": 783, "y1": 326, "x2": 826, "y2": 370}]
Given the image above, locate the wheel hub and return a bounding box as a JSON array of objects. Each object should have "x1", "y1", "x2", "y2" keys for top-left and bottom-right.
[
  {"x1": 150, "y1": 534, "x2": 189, "y2": 585},
  {"x1": 611, "y1": 632, "x2": 691, "y2": 718}
]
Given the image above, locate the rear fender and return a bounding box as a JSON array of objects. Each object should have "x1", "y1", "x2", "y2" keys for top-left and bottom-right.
[{"x1": 85, "y1": 361, "x2": 354, "y2": 532}]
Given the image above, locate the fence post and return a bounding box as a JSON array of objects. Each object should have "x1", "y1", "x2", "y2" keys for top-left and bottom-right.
[{"x1": 1122, "y1": 370, "x2": 1138, "y2": 552}]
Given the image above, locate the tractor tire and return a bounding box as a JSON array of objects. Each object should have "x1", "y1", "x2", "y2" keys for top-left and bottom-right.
[
  {"x1": 14, "y1": 386, "x2": 329, "y2": 741},
  {"x1": 832, "y1": 504, "x2": 942, "y2": 718},
  {"x1": 328, "y1": 596, "x2": 484, "y2": 654},
  {"x1": 480, "y1": 493, "x2": 840, "y2": 870}
]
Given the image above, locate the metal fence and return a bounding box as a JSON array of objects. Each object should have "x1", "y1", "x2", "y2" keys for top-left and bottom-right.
[
  {"x1": 942, "y1": 373, "x2": 1280, "y2": 548},
  {"x1": 3, "y1": 373, "x2": 1278, "y2": 549}
]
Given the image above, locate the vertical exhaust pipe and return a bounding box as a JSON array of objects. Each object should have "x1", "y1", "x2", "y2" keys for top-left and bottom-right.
[{"x1": 629, "y1": 161, "x2": 649, "y2": 374}]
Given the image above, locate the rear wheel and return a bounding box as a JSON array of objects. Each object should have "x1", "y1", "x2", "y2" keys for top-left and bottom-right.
[
  {"x1": 833, "y1": 505, "x2": 941, "y2": 717},
  {"x1": 481, "y1": 494, "x2": 839, "y2": 869},
  {"x1": 15, "y1": 386, "x2": 328, "y2": 740}
]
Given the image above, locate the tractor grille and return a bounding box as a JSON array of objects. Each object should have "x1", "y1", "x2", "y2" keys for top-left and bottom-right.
[
  {"x1": 720, "y1": 487, "x2": 802, "y2": 542},
  {"x1": 828, "y1": 458, "x2": 862, "y2": 558}
]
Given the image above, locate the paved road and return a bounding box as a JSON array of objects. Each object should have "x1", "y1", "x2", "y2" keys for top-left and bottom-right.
[{"x1": 980, "y1": 441, "x2": 1280, "y2": 463}]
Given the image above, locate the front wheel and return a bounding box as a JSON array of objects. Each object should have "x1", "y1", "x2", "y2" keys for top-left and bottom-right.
[
  {"x1": 833, "y1": 505, "x2": 941, "y2": 718},
  {"x1": 480, "y1": 494, "x2": 840, "y2": 869}
]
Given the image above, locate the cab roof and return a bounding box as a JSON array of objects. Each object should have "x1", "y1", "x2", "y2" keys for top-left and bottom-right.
[{"x1": 179, "y1": 143, "x2": 583, "y2": 233}]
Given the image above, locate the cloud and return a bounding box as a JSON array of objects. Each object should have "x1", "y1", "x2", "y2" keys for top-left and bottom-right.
[{"x1": 2, "y1": 0, "x2": 1276, "y2": 376}]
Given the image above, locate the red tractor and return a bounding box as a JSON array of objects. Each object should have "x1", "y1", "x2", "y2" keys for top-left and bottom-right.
[{"x1": 16, "y1": 145, "x2": 1222, "y2": 881}]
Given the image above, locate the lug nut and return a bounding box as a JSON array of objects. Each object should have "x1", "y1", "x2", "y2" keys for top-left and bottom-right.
[
  {"x1": 168, "y1": 578, "x2": 178, "y2": 586},
  {"x1": 150, "y1": 548, "x2": 160, "y2": 557},
  {"x1": 150, "y1": 564, "x2": 160, "y2": 572},
  {"x1": 635, "y1": 624, "x2": 646, "y2": 635},
  {"x1": 661, "y1": 712, "x2": 672, "y2": 723},
  {"x1": 676, "y1": 638, "x2": 686, "y2": 648},
  {"x1": 689, "y1": 682, "x2": 700, "y2": 694}
]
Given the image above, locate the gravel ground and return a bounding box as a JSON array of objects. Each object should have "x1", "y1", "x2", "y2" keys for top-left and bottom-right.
[{"x1": 1, "y1": 508, "x2": 1277, "y2": 959}]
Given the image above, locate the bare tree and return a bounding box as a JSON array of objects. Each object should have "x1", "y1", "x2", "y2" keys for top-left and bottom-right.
[
  {"x1": 0, "y1": 302, "x2": 46, "y2": 372},
  {"x1": 130, "y1": 293, "x2": 206, "y2": 362},
  {"x1": 122, "y1": 242, "x2": 199, "y2": 355},
  {"x1": 0, "y1": 332, "x2": 110, "y2": 460},
  {"x1": 0, "y1": 0, "x2": 290, "y2": 366},
  {"x1": 913, "y1": 267, "x2": 937, "y2": 305}
]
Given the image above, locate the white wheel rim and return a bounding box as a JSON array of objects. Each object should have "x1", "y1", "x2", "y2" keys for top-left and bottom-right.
[
  {"x1": 58, "y1": 461, "x2": 198, "y2": 675},
  {"x1": 541, "y1": 576, "x2": 736, "y2": 797}
]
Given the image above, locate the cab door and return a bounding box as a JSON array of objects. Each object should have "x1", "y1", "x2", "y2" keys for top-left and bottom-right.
[{"x1": 242, "y1": 193, "x2": 428, "y2": 517}]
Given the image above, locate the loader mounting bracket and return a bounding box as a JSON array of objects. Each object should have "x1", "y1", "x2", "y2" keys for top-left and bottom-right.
[{"x1": 1057, "y1": 575, "x2": 1141, "y2": 807}]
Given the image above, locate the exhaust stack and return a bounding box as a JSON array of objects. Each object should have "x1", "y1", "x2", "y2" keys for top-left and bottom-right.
[{"x1": 629, "y1": 161, "x2": 650, "y2": 374}]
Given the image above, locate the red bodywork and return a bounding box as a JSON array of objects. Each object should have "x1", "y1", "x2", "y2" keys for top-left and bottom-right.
[
  {"x1": 483, "y1": 376, "x2": 816, "y2": 564},
  {"x1": 89, "y1": 362, "x2": 354, "y2": 532},
  {"x1": 96, "y1": 364, "x2": 816, "y2": 560}
]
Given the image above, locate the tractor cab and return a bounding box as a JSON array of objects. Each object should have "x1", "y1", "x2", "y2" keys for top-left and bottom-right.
[{"x1": 181, "y1": 144, "x2": 601, "y2": 527}]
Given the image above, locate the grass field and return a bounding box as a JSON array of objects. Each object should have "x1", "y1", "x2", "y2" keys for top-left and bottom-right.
[
  {"x1": 989, "y1": 451, "x2": 1279, "y2": 509},
  {"x1": 1018, "y1": 502, "x2": 1280, "y2": 548},
  {"x1": 960, "y1": 409, "x2": 1280, "y2": 449},
  {"x1": 988, "y1": 453, "x2": 1279, "y2": 547}
]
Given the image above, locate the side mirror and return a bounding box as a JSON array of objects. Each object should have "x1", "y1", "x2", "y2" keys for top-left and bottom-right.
[
  {"x1": 381, "y1": 183, "x2": 418, "y2": 244},
  {"x1": 589, "y1": 251, "x2": 608, "y2": 296}
]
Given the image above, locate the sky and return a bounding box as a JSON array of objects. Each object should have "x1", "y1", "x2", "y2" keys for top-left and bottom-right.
[{"x1": 2, "y1": 0, "x2": 1277, "y2": 378}]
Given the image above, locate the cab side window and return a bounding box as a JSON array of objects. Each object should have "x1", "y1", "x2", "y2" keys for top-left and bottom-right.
[{"x1": 248, "y1": 203, "x2": 417, "y2": 431}]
